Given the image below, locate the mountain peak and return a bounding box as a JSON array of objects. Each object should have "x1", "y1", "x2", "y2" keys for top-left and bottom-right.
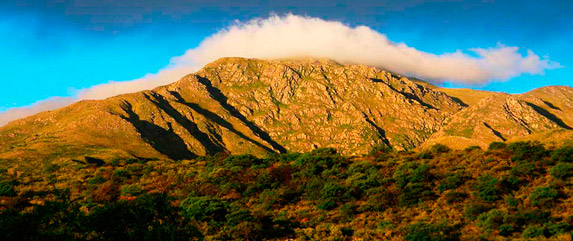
[{"x1": 0, "y1": 58, "x2": 571, "y2": 161}]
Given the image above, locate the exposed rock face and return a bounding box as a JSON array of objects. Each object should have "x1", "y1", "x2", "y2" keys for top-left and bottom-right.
[
  {"x1": 0, "y1": 58, "x2": 571, "y2": 161},
  {"x1": 423, "y1": 93, "x2": 569, "y2": 149}
]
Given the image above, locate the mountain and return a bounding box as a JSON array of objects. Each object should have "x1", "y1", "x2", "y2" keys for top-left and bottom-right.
[{"x1": 0, "y1": 57, "x2": 571, "y2": 161}]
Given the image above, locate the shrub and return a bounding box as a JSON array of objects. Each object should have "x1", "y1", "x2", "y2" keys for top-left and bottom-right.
[
  {"x1": 521, "y1": 222, "x2": 570, "y2": 238},
  {"x1": 321, "y1": 182, "x2": 349, "y2": 201},
  {"x1": 488, "y1": 142, "x2": 507, "y2": 150},
  {"x1": 418, "y1": 144, "x2": 451, "y2": 158},
  {"x1": 368, "y1": 144, "x2": 393, "y2": 156},
  {"x1": 339, "y1": 202, "x2": 358, "y2": 219},
  {"x1": 258, "y1": 190, "x2": 279, "y2": 209},
  {"x1": 545, "y1": 222, "x2": 570, "y2": 236},
  {"x1": 507, "y1": 141, "x2": 547, "y2": 162},
  {"x1": 464, "y1": 203, "x2": 492, "y2": 220},
  {"x1": 429, "y1": 144, "x2": 451, "y2": 154},
  {"x1": 347, "y1": 161, "x2": 376, "y2": 176},
  {"x1": 551, "y1": 146, "x2": 573, "y2": 162},
  {"x1": 509, "y1": 162, "x2": 536, "y2": 179},
  {"x1": 346, "y1": 161, "x2": 380, "y2": 197},
  {"x1": 418, "y1": 151, "x2": 433, "y2": 159},
  {"x1": 180, "y1": 196, "x2": 229, "y2": 222},
  {"x1": 224, "y1": 209, "x2": 254, "y2": 226},
  {"x1": 444, "y1": 191, "x2": 467, "y2": 204},
  {"x1": 438, "y1": 171, "x2": 466, "y2": 192},
  {"x1": 224, "y1": 154, "x2": 261, "y2": 168},
  {"x1": 505, "y1": 195, "x2": 520, "y2": 207},
  {"x1": 379, "y1": 220, "x2": 394, "y2": 230},
  {"x1": 399, "y1": 182, "x2": 435, "y2": 206},
  {"x1": 394, "y1": 162, "x2": 435, "y2": 205},
  {"x1": 474, "y1": 175, "x2": 501, "y2": 202},
  {"x1": 499, "y1": 175, "x2": 519, "y2": 191},
  {"x1": 120, "y1": 184, "x2": 143, "y2": 197},
  {"x1": 551, "y1": 162, "x2": 573, "y2": 180},
  {"x1": 465, "y1": 145, "x2": 482, "y2": 151},
  {"x1": 394, "y1": 162, "x2": 433, "y2": 189},
  {"x1": 529, "y1": 186, "x2": 559, "y2": 207},
  {"x1": 317, "y1": 200, "x2": 337, "y2": 210},
  {"x1": 403, "y1": 222, "x2": 460, "y2": 241},
  {"x1": 477, "y1": 209, "x2": 514, "y2": 236},
  {"x1": 0, "y1": 180, "x2": 17, "y2": 196},
  {"x1": 294, "y1": 148, "x2": 345, "y2": 177},
  {"x1": 304, "y1": 178, "x2": 325, "y2": 201},
  {"x1": 522, "y1": 225, "x2": 544, "y2": 238},
  {"x1": 88, "y1": 173, "x2": 107, "y2": 185},
  {"x1": 513, "y1": 209, "x2": 551, "y2": 225},
  {"x1": 364, "y1": 187, "x2": 396, "y2": 211},
  {"x1": 112, "y1": 169, "x2": 129, "y2": 178}
]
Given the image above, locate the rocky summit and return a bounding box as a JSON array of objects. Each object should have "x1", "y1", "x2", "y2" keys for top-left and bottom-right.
[{"x1": 0, "y1": 57, "x2": 571, "y2": 161}]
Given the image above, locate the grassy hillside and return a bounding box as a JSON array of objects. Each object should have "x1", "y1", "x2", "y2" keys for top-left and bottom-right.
[
  {"x1": 436, "y1": 88, "x2": 498, "y2": 107},
  {"x1": 1, "y1": 141, "x2": 573, "y2": 240}
]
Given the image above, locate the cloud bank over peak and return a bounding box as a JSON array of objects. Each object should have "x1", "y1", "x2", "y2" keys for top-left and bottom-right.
[
  {"x1": 181, "y1": 14, "x2": 558, "y2": 83},
  {"x1": 0, "y1": 14, "x2": 560, "y2": 126}
]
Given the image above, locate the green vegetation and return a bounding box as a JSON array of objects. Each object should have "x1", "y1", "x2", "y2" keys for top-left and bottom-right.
[{"x1": 1, "y1": 141, "x2": 573, "y2": 240}]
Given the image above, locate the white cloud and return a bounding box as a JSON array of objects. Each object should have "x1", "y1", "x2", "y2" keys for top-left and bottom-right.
[
  {"x1": 0, "y1": 97, "x2": 75, "y2": 126},
  {"x1": 0, "y1": 14, "x2": 559, "y2": 126}
]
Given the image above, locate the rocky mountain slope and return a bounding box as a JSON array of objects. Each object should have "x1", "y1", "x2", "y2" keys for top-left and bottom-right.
[{"x1": 0, "y1": 58, "x2": 571, "y2": 161}]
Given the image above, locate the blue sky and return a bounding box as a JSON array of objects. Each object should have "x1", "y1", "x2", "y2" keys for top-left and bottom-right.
[{"x1": 0, "y1": 0, "x2": 571, "y2": 112}]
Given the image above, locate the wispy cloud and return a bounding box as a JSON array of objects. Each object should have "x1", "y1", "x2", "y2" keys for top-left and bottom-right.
[{"x1": 0, "y1": 14, "x2": 559, "y2": 126}]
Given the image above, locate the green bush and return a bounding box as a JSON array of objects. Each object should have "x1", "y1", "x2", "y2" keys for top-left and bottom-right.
[
  {"x1": 394, "y1": 162, "x2": 435, "y2": 205},
  {"x1": 438, "y1": 171, "x2": 466, "y2": 192},
  {"x1": 345, "y1": 161, "x2": 381, "y2": 197},
  {"x1": 399, "y1": 182, "x2": 435, "y2": 206},
  {"x1": 477, "y1": 209, "x2": 514, "y2": 236},
  {"x1": 364, "y1": 187, "x2": 396, "y2": 211},
  {"x1": 394, "y1": 162, "x2": 433, "y2": 189},
  {"x1": 120, "y1": 184, "x2": 143, "y2": 197},
  {"x1": 294, "y1": 148, "x2": 346, "y2": 177},
  {"x1": 474, "y1": 175, "x2": 501, "y2": 202},
  {"x1": 465, "y1": 145, "x2": 482, "y2": 151},
  {"x1": 0, "y1": 180, "x2": 17, "y2": 196},
  {"x1": 368, "y1": 144, "x2": 393, "y2": 156},
  {"x1": 509, "y1": 162, "x2": 536, "y2": 179},
  {"x1": 529, "y1": 186, "x2": 559, "y2": 207},
  {"x1": 317, "y1": 199, "x2": 337, "y2": 210},
  {"x1": 418, "y1": 144, "x2": 451, "y2": 159},
  {"x1": 521, "y1": 222, "x2": 570, "y2": 238},
  {"x1": 488, "y1": 142, "x2": 507, "y2": 150},
  {"x1": 507, "y1": 141, "x2": 547, "y2": 162},
  {"x1": 112, "y1": 169, "x2": 129, "y2": 178},
  {"x1": 88, "y1": 173, "x2": 107, "y2": 185},
  {"x1": 403, "y1": 222, "x2": 460, "y2": 241},
  {"x1": 545, "y1": 222, "x2": 570, "y2": 236},
  {"x1": 224, "y1": 154, "x2": 261, "y2": 168},
  {"x1": 321, "y1": 182, "x2": 349, "y2": 201},
  {"x1": 505, "y1": 195, "x2": 520, "y2": 207},
  {"x1": 339, "y1": 202, "x2": 358, "y2": 219},
  {"x1": 224, "y1": 209, "x2": 253, "y2": 226},
  {"x1": 551, "y1": 162, "x2": 573, "y2": 180},
  {"x1": 522, "y1": 225, "x2": 544, "y2": 238},
  {"x1": 180, "y1": 196, "x2": 229, "y2": 222},
  {"x1": 551, "y1": 146, "x2": 573, "y2": 162},
  {"x1": 444, "y1": 191, "x2": 467, "y2": 204},
  {"x1": 464, "y1": 203, "x2": 492, "y2": 220},
  {"x1": 429, "y1": 144, "x2": 451, "y2": 154},
  {"x1": 418, "y1": 151, "x2": 433, "y2": 159}
]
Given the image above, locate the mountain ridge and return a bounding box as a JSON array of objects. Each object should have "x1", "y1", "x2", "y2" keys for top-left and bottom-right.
[{"x1": 0, "y1": 57, "x2": 571, "y2": 161}]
